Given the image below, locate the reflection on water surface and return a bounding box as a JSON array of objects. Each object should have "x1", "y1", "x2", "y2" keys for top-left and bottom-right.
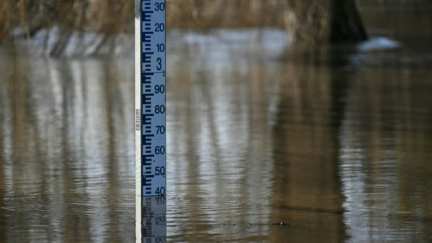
[{"x1": 1, "y1": 2, "x2": 432, "y2": 243}]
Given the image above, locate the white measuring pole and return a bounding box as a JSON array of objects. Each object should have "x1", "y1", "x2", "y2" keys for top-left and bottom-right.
[{"x1": 135, "y1": 0, "x2": 166, "y2": 242}]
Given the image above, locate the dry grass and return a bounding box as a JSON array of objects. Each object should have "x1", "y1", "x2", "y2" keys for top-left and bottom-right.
[
  {"x1": 0, "y1": 0, "x2": 27, "y2": 40},
  {"x1": 166, "y1": 0, "x2": 285, "y2": 29},
  {"x1": 0, "y1": 0, "x2": 285, "y2": 34},
  {"x1": 0, "y1": 0, "x2": 286, "y2": 56},
  {"x1": 0, "y1": 0, "x2": 134, "y2": 56}
]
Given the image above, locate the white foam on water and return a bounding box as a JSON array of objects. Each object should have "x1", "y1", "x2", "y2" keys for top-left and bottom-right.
[{"x1": 357, "y1": 37, "x2": 401, "y2": 52}]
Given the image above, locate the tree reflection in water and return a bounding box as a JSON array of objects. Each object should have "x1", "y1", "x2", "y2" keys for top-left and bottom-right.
[{"x1": 1, "y1": 22, "x2": 432, "y2": 243}]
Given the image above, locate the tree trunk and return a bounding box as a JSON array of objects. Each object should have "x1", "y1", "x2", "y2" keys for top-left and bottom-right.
[{"x1": 284, "y1": 0, "x2": 367, "y2": 48}]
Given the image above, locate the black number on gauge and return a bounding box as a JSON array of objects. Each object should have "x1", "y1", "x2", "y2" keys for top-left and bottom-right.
[
  {"x1": 157, "y1": 43, "x2": 165, "y2": 52},
  {"x1": 156, "y1": 125, "x2": 165, "y2": 134},
  {"x1": 155, "y1": 166, "x2": 166, "y2": 175},
  {"x1": 155, "y1": 105, "x2": 165, "y2": 114},
  {"x1": 155, "y1": 146, "x2": 165, "y2": 154},
  {"x1": 155, "y1": 85, "x2": 165, "y2": 94},
  {"x1": 155, "y1": 23, "x2": 165, "y2": 32},
  {"x1": 155, "y1": 187, "x2": 166, "y2": 195},
  {"x1": 156, "y1": 58, "x2": 162, "y2": 70},
  {"x1": 155, "y1": 2, "x2": 165, "y2": 11}
]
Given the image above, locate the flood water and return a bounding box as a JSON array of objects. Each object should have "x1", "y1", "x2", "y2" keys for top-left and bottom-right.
[{"x1": 1, "y1": 2, "x2": 432, "y2": 243}]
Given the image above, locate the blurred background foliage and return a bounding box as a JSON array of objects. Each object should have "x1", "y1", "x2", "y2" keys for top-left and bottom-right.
[
  {"x1": 0, "y1": 0, "x2": 369, "y2": 56},
  {"x1": 0, "y1": 0, "x2": 426, "y2": 56},
  {"x1": 1, "y1": 0, "x2": 284, "y2": 39}
]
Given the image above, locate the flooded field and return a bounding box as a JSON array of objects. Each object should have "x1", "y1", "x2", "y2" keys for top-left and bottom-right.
[{"x1": 1, "y1": 2, "x2": 432, "y2": 242}]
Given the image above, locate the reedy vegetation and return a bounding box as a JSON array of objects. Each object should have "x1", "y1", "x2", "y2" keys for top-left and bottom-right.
[
  {"x1": 0, "y1": 0, "x2": 365, "y2": 56},
  {"x1": 0, "y1": 0, "x2": 284, "y2": 43},
  {"x1": 1, "y1": 0, "x2": 135, "y2": 56}
]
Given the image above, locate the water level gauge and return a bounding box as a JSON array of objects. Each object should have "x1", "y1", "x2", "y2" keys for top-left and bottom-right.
[{"x1": 135, "y1": 0, "x2": 166, "y2": 242}]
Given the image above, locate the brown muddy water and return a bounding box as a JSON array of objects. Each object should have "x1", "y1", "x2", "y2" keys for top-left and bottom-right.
[{"x1": 1, "y1": 2, "x2": 432, "y2": 243}]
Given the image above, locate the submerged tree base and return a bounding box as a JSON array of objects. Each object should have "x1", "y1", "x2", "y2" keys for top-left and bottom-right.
[
  {"x1": 330, "y1": 0, "x2": 368, "y2": 42},
  {"x1": 284, "y1": 0, "x2": 367, "y2": 50}
]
